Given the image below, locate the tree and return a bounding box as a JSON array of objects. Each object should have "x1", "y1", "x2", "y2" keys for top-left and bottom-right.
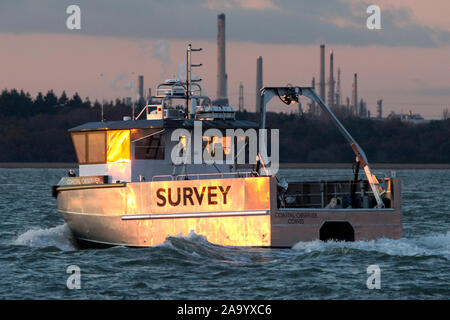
[
  {"x1": 66, "y1": 92, "x2": 83, "y2": 108},
  {"x1": 58, "y1": 91, "x2": 68, "y2": 107},
  {"x1": 43, "y1": 90, "x2": 58, "y2": 112},
  {"x1": 34, "y1": 92, "x2": 46, "y2": 114}
]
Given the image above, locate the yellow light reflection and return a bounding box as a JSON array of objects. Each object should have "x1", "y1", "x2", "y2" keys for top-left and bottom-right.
[
  {"x1": 148, "y1": 215, "x2": 271, "y2": 247},
  {"x1": 126, "y1": 186, "x2": 138, "y2": 214},
  {"x1": 107, "y1": 130, "x2": 131, "y2": 163}
]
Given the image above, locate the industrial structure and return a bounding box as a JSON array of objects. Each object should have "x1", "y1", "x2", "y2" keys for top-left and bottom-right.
[
  {"x1": 308, "y1": 77, "x2": 318, "y2": 116},
  {"x1": 138, "y1": 75, "x2": 144, "y2": 100},
  {"x1": 216, "y1": 13, "x2": 228, "y2": 105},
  {"x1": 352, "y1": 73, "x2": 358, "y2": 116},
  {"x1": 124, "y1": 17, "x2": 410, "y2": 123},
  {"x1": 377, "y1": 99, "x2": 383, "y2": 119},
  {"x1": 319, "y1": 44, "x2": 326, "y2": 102},
  {"x1": 328, "y1": 50, "x2": 335, "y2": 108},
  {"x1": 336, "y1": 67, "x2": 341, "y2": 107},
  {"x1": 256, "y1": 56, "x2": 263, "y2": 114},
  {"x1": 138, "y1": 75, "x2": 145, "y2": 106},
  {"x1": 238, "y1": 82, "x2": 244, "y2": 112},
  {"x1": 359, "y1": 98, "x2": 368, "y2": 118}
]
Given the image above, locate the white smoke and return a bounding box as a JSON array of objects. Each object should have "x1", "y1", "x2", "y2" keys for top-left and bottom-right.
[
  {"x1": 177, "y1": 62, "x2": 186, "y2": 81},
  {"x1": 125, "y1": 80, "x2": 134, "y2": 90},
  {"x1": 177, "y1": 62, "x2": 201, "y2": 82},
  {"x1": 152, "y1": 39, "x2": 171, "y2": 80},
  {"x1": 110, "y1": 72, "x2": 127, "y2": 89}
]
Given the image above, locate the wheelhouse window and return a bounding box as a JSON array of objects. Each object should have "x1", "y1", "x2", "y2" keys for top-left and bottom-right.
[
  {"x1": 107, "y1": 130, "x2": 131, "y2": 163},
  {"x1": 71, "y1": 131, "x2": 107, "y2": 164},
  {"x1": 132, "y1": 129, "x2": 165, "y2": 160},
  {"x1": 71, "y1": 130, "x2": 131, "y2": 164},
  {"x1": 203, "y1": 135, "x2": 233, "y2": 162},
  {"x1": 88, "y1": 131, "x2": 107, "y2": 163},
  {"x1": 71, "y1": 133, "x2": 87, "y2": 164}
]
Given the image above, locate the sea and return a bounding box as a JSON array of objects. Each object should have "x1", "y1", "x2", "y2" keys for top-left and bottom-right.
[{"x1": 0, "y1": 168, "x2": 449, "y2": 300}]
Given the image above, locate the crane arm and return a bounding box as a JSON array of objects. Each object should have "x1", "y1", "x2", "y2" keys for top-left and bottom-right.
[{"x1": 260, "y1": 86, "x2": 385, "y2": 208}]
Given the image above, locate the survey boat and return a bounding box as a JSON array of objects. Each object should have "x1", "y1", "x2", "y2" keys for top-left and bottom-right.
[{"x1": 52, "y1": 45, "x2": 401, "y2": 248}]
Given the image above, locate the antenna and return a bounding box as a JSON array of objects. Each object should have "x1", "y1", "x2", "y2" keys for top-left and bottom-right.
[{"x1": 186, "y1": 44, "x2": 202, "y2": 118}]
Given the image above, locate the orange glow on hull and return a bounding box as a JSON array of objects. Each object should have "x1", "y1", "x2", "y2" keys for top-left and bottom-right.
[{"x1": 143, "y1": 215, "x2": 271, "y2": 247}]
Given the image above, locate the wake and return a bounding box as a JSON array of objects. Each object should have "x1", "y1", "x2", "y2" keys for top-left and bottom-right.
[
  {"x1": 292, "y1": 232, "x2": 450, "y2": 260},
  {"x1": 13, "y1": 224, "x2": 76, "y2": 251}
]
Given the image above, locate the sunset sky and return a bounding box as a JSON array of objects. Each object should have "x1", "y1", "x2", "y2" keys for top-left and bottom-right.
[{"x1": 1, "y1": 0, "x2": 450, "y2": 118}]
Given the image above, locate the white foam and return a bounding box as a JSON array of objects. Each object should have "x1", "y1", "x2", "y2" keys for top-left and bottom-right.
[
  {"x1": 292, "y1": 232, "x2": 450, "y2": 260},
  {"x1": 157, "y1": 230, "x2": 210, "y2": 247},
  {"x1": 13, "y1": 224, "x2": 76, "y2": 251}
]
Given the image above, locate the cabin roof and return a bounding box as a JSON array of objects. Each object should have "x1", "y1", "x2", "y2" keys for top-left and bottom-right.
[{"x1": 69, "y1": 119, "x2": 260, "y2": 132}]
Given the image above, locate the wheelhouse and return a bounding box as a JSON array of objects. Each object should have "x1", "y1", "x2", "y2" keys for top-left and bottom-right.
[{"x1": 69, "y1": 118, "x2": 260, "y2": 183}]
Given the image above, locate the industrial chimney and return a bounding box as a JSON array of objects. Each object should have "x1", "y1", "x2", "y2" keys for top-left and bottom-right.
[
  {"x1": 328, "y1": 50, "x2": 335, "y2": 107},
  {"x1": 216, "y1": 13, "x2": 228, "y2": 104},
  {"x1": 238, "y1": 82, "x2": 244, "y2": 112},
  {"x1": 352, "y1": 73, "x2": 358, "y2": 116},
  {"x1": 256, "y1": 56, "x2": 263, "y2": 114},
  {"x1": 319, "y1": 44, "x2": 325, "y2": 102},
  {"x1": 138, "y1": 75, "x2": 144, "y2": 101},
  {"x1": 377, "y1": 99, "x2": 383, "y2": 119},
  {"x1": 336, "y1": 67, "x2": 341, "y2": 107}
]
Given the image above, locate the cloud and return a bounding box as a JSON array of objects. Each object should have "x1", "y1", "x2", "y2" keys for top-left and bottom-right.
[
  {"x1": 418, "y1": 87, "x2": 450, "y2": 96},
  {"x1": 205, "y1": 0, "x2": 278, "y2": 10},
  {"x1": 0, "y1": 0, "x2": 449, "y2": 47}
]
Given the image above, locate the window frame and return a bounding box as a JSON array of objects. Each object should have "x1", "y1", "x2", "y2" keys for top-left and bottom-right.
[
  {"x1": 71, "y1": 131, "x2": 107, "y2": 165},
  {"x1": 132, "y1": 129, "x2": 166, "y2": 160}
]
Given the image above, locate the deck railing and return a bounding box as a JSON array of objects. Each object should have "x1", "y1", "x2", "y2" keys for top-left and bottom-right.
[{"x1": 151, "y1": 171, "x2": 257, "y2": 181}]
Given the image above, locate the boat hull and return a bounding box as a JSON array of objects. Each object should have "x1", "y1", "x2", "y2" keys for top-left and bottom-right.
[{"x1": 56, "y1": 176, "x2": 402, "y2": 248}]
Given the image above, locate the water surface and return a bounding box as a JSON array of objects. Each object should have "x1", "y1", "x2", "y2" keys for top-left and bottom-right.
[{"x1": 1, "y1": 168, "x2": 449, "y2": 299}]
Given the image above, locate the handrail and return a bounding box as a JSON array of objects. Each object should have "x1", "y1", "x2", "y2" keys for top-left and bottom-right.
[
  {"x1": 152, "y1": 171, "x2": 257, "y2": 182},
  {"x1": 277, "y1": 171, "x2": 390, "y2": 182},
  {"x1": 136, "y1": 105, "x2": 151, "y2": 120}
]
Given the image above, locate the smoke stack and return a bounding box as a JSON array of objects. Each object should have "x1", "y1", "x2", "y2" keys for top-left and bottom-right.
[
  {"x1": 352, "y1": 73, "x2": 358, "y2": 115},
  {"x1": 336, "y1": 67, "x2": 341, "y2": 106},
  {"x1": 377, "y1": 99, "x2": 383, "y2": 119},
  {"x1": 319, "y1": 44, "x2": 325, "y2": 102},
  {"x1": 238, "y1": 82, "x2": 244, "y2": 112},
  {"x1": 138, "y1": 75, "x2": 144, "y2": 100},
  {"x1": 328, "y1": 50, "x2": 335, "y2": 107},
  {"x1": 256, "y1": 56, "x2": 263, "y2": 113},
  {"x1": 217, "y1": 13, "x2": 228, "y2": 104}
]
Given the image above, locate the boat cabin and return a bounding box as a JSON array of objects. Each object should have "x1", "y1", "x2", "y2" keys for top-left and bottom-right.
[{"x1": 69, "y1": 112, "x2": 259, "y2": 183}]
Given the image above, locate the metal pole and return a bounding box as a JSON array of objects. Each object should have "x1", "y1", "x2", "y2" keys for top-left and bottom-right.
[{"x1": 186, "y1": 44, "x2": 191, "y2": 118}]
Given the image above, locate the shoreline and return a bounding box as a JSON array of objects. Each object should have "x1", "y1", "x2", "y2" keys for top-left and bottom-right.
[{"x1": 1, "y1": 162, "x2": 450, "y2": 169}]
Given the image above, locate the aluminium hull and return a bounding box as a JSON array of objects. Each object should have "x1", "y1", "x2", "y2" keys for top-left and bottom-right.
[{"x1": 56, "y1": 176, "x2": 402, "y2": 248}]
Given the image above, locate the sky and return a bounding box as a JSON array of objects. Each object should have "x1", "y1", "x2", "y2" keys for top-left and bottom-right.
[{"x1": 1, "y1": 0, "x2": 450, "y2": 119}]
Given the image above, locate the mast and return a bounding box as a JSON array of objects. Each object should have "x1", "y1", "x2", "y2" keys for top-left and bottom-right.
[{"x1": 186, "y1": 44, "x2": 202, "y2": 118}]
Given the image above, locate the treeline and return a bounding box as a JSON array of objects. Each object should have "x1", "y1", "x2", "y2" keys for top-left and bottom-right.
[
  {"x1": 0, "y1": 89, "x2": 133, "y2": 162},
  {"x1": 238, "y1": 109, "x2": 450, "y2": 163},
  {"x1": 1, "y1": 88, "x2": 450, "y2": 163}
]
